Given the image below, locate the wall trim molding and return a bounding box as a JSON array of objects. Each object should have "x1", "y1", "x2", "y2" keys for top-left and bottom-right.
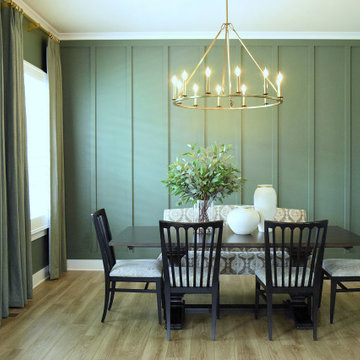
[
  {"x1": 11, "y1": 1, "x2": 360, "y2": 42},
  {"x1": 32, "y1": 266, "x2": 49, "y2": 288},
  {"x1": 67, "y1": 259, "x2": 103, "y2": 271},
  {"x1": 58, "y1": 31, "x2": 360, "y2": 41}
]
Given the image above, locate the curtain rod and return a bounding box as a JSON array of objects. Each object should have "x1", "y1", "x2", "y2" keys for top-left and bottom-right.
[{"x1": 1, "y1": 0, "x2": 60, "y2": 43}]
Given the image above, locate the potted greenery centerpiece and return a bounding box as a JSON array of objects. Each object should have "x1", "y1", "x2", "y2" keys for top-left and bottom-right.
[{"x1": 162, "y1": 144, "x2": 245, "y2": 222}]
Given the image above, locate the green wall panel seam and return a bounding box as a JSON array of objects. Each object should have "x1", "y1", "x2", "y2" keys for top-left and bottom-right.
[
  {"x1": 308, "y1": 45, "x2": 315, "y2": 221},
  {"x1": 90, "y1": 45, "x2": 98, "y2": 253},
  {"x1": 127, "y1": 45, "x2": 135, "y2": 226},
  {"x1": 203, "y1": 46, "x2": 207, "y2": 147},
  {"x1": 272, "y1": 45, "x2": 279, "y2": 197},
  {"x1": 163, "y1": 45, "x2": 171, "y2": 209},
  {"x1": 239, "y1": 46, "x2": 244, "y2": 204},
  {"x1": 344, "y1": 46, "x2": 352, "y2": 229}
]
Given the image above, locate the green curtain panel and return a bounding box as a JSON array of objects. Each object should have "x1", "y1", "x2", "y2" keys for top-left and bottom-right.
[
  {"x1": 47, "y1": 38, "x2": 67, "y2": 279},
  {"x1": 0, "y1": 6, "x2": 33, "y2": 323},
  {"x1": 0, "y1": 4, "x2": 9, "y2": 323}
]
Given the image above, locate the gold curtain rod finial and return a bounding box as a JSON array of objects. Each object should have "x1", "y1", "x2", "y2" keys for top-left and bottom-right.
[
  {"x1": 2, "y1": 0, "x2": 60, "y2": 42},
  {"x1": 27, "y1": 22, "x2": 40, "y2": 32}
]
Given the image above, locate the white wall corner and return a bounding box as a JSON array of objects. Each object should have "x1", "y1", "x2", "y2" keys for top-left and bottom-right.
[
  {"x1": 32, "y1": 266, "x2": 49, "y2": 289},
  {"x1": 67, "y1": 259, "x2": 103, "y2": 271}
]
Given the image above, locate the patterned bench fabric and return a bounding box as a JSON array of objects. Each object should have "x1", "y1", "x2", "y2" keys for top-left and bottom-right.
[{"x1": 163, "y1": 206, "x2": 306, "y2": 275}]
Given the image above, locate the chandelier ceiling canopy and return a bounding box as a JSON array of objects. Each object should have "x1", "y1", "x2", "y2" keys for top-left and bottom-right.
[{"x1": 171, "y1": 0, "x2": 284, "y2": 110}]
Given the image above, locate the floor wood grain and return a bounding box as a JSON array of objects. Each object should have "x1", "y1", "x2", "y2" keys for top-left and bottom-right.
[{"x1": 1, "y1": 271, "x2": 359, "y2": 360}]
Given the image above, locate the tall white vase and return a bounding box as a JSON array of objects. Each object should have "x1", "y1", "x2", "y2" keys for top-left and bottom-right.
[{"x1": 254, "y1": 184, "x2": 277, "y2": 232}]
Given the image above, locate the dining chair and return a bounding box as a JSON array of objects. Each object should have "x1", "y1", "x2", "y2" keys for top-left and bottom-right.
[
  {"x1": 91, "y1": 209, "x2": 163, "y2": 324},
  {"x1": 159, "y1": 220, "x2": 224, "y2": 340},
  {"x1": 254, "y1": 220, "x2": 328, "y2": 340},
  {"x1": 322, "y1": 258, "x2": 360, "y2": 323}
]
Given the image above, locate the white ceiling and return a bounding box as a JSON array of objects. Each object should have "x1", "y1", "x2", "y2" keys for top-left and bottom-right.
[{"x1": 18, "y1": 0, "x2": 360, "y2": 40}]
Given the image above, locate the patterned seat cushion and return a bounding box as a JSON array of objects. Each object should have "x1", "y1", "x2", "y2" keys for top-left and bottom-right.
[
  {"x1": 163, "y1": 206, "x2": 307, "y2": 275},
  {"x1": 110, "y1": 259, "x2": 162, "y2": 278},
  {"x1": 323, "y1": 258, "x2": 360, "y2": 277}
]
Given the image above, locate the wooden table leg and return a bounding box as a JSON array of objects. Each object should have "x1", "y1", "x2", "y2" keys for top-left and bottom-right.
[{"x1": 164, "y1": 295, "x2": 185, "y2": 330}]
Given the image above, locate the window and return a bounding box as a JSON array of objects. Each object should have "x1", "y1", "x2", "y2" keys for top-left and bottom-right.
[{"x1": 23, "y1": 61, "x2": 50, "y2": 237}]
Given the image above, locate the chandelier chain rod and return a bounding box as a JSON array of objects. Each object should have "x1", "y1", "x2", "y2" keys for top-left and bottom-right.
[
  {"x1": 226, "y1": 24, "x2": 232, "y2": 97},
  {"x1": 226, "y1": 0, "x2": 229, "y2": 24},
  {"x1": 178, "y1": 24, "x2": 225, "y2": 98},
  {"x1": 229, "y1": 24, "x2": 277, "y2": 93},
  {"x1": 222, "y1": 27, "x2": 227, "y2": 91}
]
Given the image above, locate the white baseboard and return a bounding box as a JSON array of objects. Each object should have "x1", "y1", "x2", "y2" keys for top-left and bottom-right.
[
  {"x1": 32, "y1": 266, "x2": 49, "y2": 288},
  {"x1": 67, "y1": 259, "x2": 103, "y2": 271}
]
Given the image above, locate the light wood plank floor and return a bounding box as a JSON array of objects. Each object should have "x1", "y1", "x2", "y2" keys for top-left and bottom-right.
[{"x1": 1, "y1": 271, "x2": 360, "y2": 360}]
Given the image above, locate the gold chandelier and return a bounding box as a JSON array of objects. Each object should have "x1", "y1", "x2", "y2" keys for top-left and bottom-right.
[{"x1": 171, "y1": 0, "x2": 284, "y2": 110}]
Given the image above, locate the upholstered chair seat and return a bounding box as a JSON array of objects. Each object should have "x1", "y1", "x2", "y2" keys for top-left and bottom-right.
[
  {"x1": 168, "y1": 266, "x2": 213, "y2": 287},
  {"x1": 323, "y1": 258, "x2": 360, "y2": 277},
  {"x1": 255, "y1": 266, "x2": 314, "y2": 287},
  {"x1": 322, "y1": 258, "x2": 360, "y2": 323},
  {"x1": 109, "y1": 259, "x2": 162, "y2": 278}
]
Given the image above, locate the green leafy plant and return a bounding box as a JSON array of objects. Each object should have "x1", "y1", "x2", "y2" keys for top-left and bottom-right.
[{"x1": 162, "y1": 144, "x2": 245, "y2": 221}]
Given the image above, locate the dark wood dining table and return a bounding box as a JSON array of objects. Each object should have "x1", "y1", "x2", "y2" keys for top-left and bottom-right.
[
  {"x1": 110, "y1": 225, "x2": 360, "y2": 249},
  {"x1": 110, "y1": 225, "x2": 360, "y2": 330}
]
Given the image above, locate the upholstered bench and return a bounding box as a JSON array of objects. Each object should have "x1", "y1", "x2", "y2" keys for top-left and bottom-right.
[{"x1": 163, "y1": 205, "x2": 306, "y2": 275}]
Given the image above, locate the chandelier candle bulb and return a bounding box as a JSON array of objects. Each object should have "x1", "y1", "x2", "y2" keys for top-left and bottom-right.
[
  {"x1": 277, "y1": 72, "x2": 283, "y2": 97},
  {"x1": 171, "y1": 75, "x2": 178, "y2": 100},
  {"x1": 241, "y1": 84, "x2": 247, "y2": 107},
  {"x1": 216, "y1": 84, "x2": 222, "y2": 107},
  {"x1": 263, "y1": 68, "x2": 269, "y2": 95},
  {"x1": 235, "y1": 66, "x2": 241, "y2": 93},
  {"x1": 205, "y1": 67, "x2": 211, "y2": 93},
  {"x1": 193, "y1": 84, "x2": 199, "y2": 106},
  {"x1": 177, "y1": 80, "x2": 183, "y2": 103},
  {"x1": 182, "y1": 70, "x2": 188, "y2": 96}
]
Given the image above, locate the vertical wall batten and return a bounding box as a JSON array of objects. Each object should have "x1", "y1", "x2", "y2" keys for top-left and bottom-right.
[
  {"x1": 127, "y1": 46, "x2": 134, "y2": 225},
  {"x1": 272, "y1": 45, "x2": 279, "y2": 197},
  {"x1": 307, "y1": 45, "x2": 315, "y2": 221},
  {"x1": 163, "y1": 45, "x2": 171, "y2": 209},
  {"x1": 203, "y1": 46, "x2": 207, "y2": 147},
  {"x1": 90, "y1": 46, "x2": 98, "y2": 253},
  {"x1": 344, "y1": 46, "x2": 351, "y2": 229},
  {"x1": 239, "y1": 46, "x2": 244, "y2": 204}
]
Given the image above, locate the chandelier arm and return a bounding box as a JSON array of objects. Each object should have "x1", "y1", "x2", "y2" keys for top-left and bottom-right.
[
  {"x1": 226, "y1": 24, "x2": 232, "y2": 97},
  {"x1": 222, "y1": 26, "x2": 227, "y2": 92},
  {"x1": 174, "y1": 93, "x2": 282, "y2": 110},
  {"x1": 230, "y1": 24, "x2": 277, "y2": 93},
  {"x1": 177, "y1": 24, "x2": 225, "y2": 98}
]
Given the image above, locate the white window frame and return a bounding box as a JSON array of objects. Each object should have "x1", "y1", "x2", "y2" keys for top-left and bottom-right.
[{"x1": 23, "y1": 60, "x2": 50, "y2": 241}]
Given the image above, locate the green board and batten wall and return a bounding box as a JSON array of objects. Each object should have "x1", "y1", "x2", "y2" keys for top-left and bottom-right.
[{"x1": 61, "y1": 39, "x2": 360, "y2": 260}]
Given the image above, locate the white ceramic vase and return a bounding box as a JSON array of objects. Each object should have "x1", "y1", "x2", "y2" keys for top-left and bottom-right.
[
  {"x1": 253, "y1": 185, "x2": 277, "y2": 232},
  {"x1": 227, "y1": 206, "x2": 260, "y2": 235}
]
